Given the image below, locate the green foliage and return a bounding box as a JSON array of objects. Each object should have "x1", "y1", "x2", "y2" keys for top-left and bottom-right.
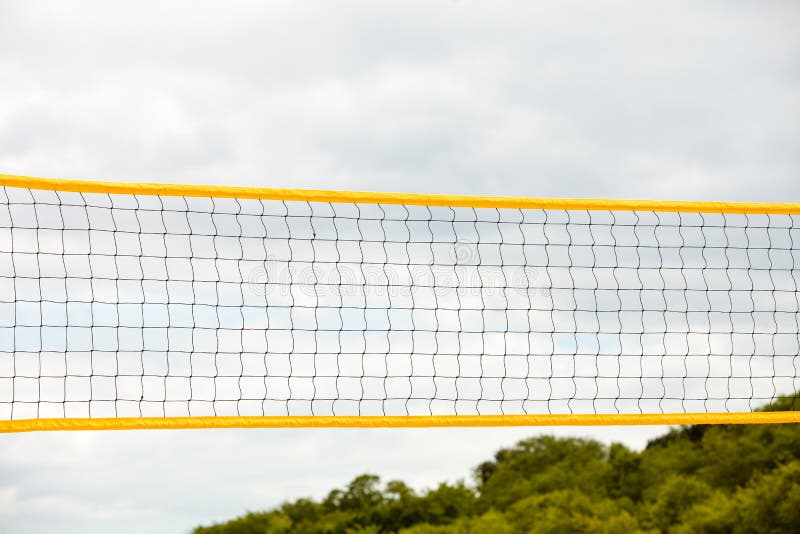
[
  {"x1": 476, "y1": 436, "x2": 612, "y2": 511},
  {"x1": 194, "y1": 511, "x2": 291, "y2": 534},
  {"x1": 194, "y1": 392, "x2": 800, "y2": 534},
  {"x1": 399, "y1": 510, "x2": 514, "y2": 534},
  {"x1": 605, "y1": 443, "x2": 645, "y2": 502},
  {"x1": 505, "y1": 490, "x2": 642, "y2": 534},
  {"x1": 640, "y1": 475, "x2": 712, "y2": 531},
  {"x1": 677, "y1": 460, "x2": 800, "y2": 534}
]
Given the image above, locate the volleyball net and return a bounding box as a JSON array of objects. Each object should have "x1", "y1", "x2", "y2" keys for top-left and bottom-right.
[{"x1": 1, "y1": 174, "x2": 799, "y2": 432}]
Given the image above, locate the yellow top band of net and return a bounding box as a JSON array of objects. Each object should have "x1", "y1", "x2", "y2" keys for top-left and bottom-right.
[{"x1": 3, "y1": 173, "x2": 800, "y2": 214}]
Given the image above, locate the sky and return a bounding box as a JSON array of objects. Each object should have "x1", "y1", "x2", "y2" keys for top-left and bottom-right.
[{"x1": 0, "y1": 1, "x2": 799, "y2": 533}]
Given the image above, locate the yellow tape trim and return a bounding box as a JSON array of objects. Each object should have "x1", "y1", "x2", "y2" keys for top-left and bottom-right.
[
  {"x1": 2, "y1": 173, "x2": 799, "y2": 214},
  {"x1": 1, "y1": 412, "x2": 798, "y2": 432}
]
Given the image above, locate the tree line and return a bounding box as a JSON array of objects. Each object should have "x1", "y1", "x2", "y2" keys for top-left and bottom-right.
[{"x1": 194, "y1": 392, "x2": 800, "y2": 533}]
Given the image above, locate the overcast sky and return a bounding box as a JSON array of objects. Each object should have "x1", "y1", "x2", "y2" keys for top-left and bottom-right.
[{"x1": 1, "y1": 1, "x2": 799, "y2": 533}]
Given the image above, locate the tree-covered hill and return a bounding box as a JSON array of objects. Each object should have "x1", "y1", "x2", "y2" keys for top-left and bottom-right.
[{"x1": 194, "y1": 393, "x2": 800, "y2": 534}]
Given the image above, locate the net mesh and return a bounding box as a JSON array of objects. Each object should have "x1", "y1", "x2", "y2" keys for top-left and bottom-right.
[{"x1": 1, "y1": 185, "x2": 799, "y2": 420}]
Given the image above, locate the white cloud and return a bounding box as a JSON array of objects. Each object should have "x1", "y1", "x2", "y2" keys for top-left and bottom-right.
[{"x1": 0, "y1": 488, "x2": 153, "y2": 522}]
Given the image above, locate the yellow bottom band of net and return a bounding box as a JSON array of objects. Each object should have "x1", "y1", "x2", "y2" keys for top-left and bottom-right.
[{"x1": 1, "y1": 412, "x2": 799, "y2": 433}]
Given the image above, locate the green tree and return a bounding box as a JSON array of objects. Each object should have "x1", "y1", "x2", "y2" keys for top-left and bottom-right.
[
  {"x1": 194, "y1": 391, "x2": 800, "y2": 534},
  {"x1": 677, "y1": 460, "x2": 800, "y2": 534},
  {"x1": 505, "y1": 490, "x2": 642, "y2": 534},
  {"x1": 476, "y1": 436, "x2": 612, "y2": 511},
  {"x1": 640, "y1": 475, "x2": 712, "y2": 532},
  {"x1": 193, "y1": 511, "x2": 291, "y2": 534},
  {"x1": 400, "y1": 510, "x2": 514, "y2": 534}
]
